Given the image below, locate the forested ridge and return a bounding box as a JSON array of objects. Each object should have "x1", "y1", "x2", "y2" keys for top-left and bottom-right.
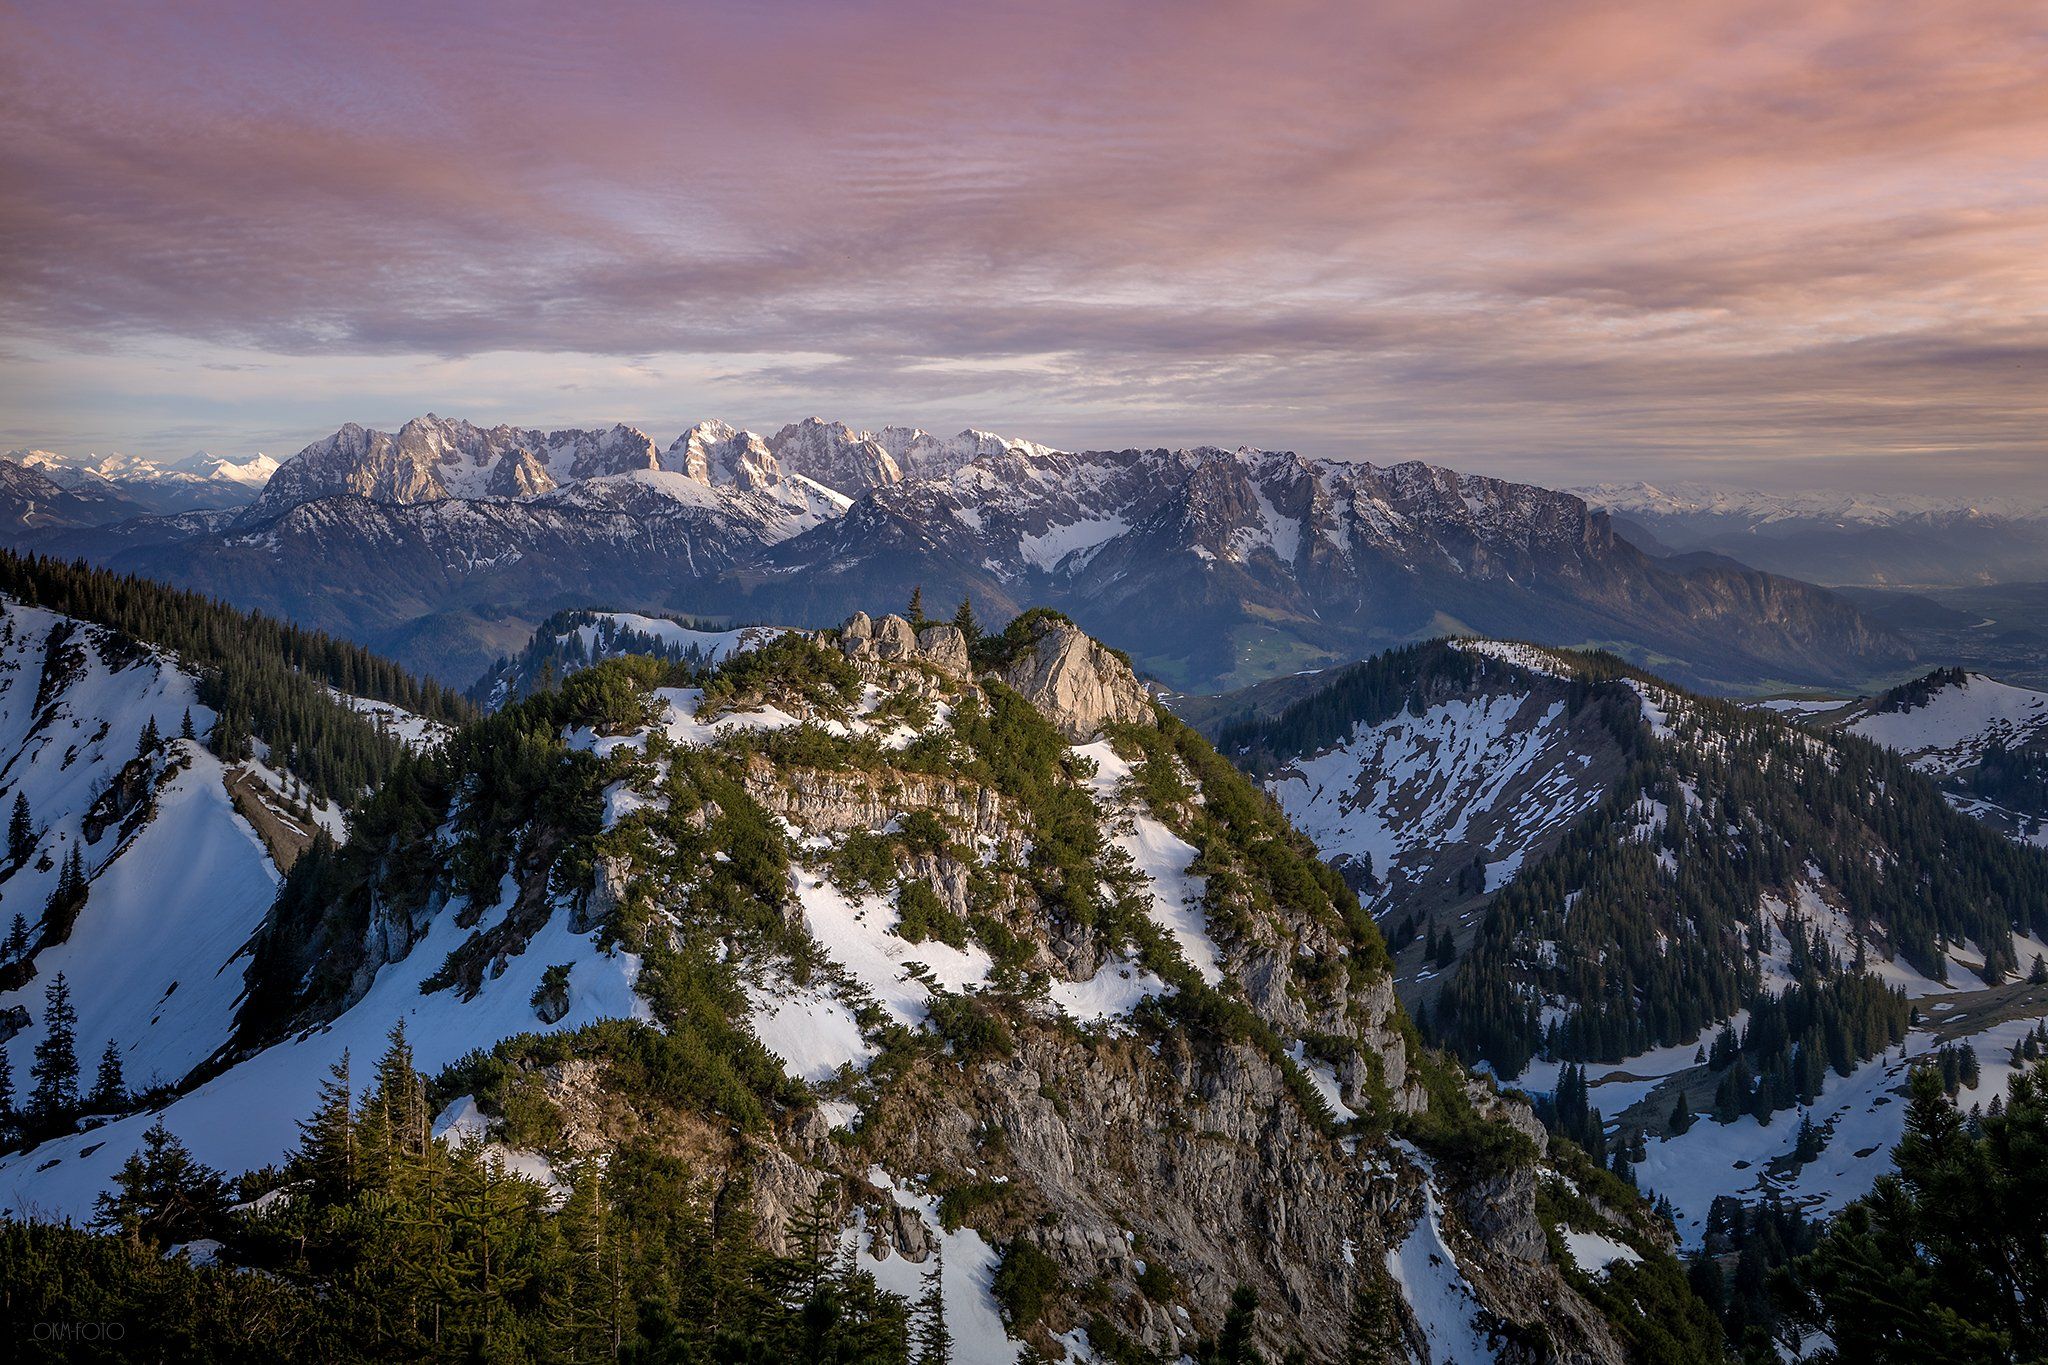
[
  {"x1": 0, "y1": 550, "x2": 471, "y2": 801},
  {"x1": 1218, "y1": 640, "x2": 2048, "y2": 1116}
]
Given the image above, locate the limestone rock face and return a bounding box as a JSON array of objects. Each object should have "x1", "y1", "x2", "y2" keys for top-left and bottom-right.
[
  {"x1": 766, "y1": 417, "x2": 903, "y2": 492},
  {"x1": 995, "y1": 617, "x2": 1154, "y2": 740},
  {"x1": 913, "y1": 624, "x2": 970, "y2": 678},
  {"x1": 836, "y1": 613, "x2": 973, "y2": 681},
  {"x1": 487, "y1": 450, "x2": 557, "y2": 499},
  {"x1": 871, "y1": 613, "x2": 919, "y2": 660}
]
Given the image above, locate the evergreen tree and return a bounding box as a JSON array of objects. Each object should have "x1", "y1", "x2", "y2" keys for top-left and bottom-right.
[
  {"x1": 1344, "y1": 1270, "x2": 1406, "y2": 1363},
  {"x1": 88, "y1": 1038, "x2": 125, "y2": 1111},
  {"x1": 907, "y1": 585, "x2": 927, "y2": 627},
  {"x1": 951, "y1": 596, "x2": 980, "y2": 643},
  {"x1": 28, "y1": 971, "x2": 79, "y2": 1127},
  {"x1": 42, "y1": 844, "x2": 88, "y2": 943},
  {"x1": 93, "y1": 1119, "x2": 228, "y2": 1248},
  {"x1": 136, "y1": 716, "x2": 160, "y2": 758},
  {"x1": 912, "y1": 1250, "x2": 953, "y2": 1365},
  {"x1": 1793, "y1": 1111, "x2": 1822, "y2": 1163},
  {"x1": 179, "y1": 707, "x2": 195, "y2": 741},
  {"x1": 297, "y1": 1050, "x2": 356, "y2": 1201},
  {"x1": 3, "y1": 913, "x2": 27, "y2": 961},
  {"x1": 1669, "y1": 1088, "x2": 1695, "y2": 1136},
  {"x1": 7, "y1": 790, "x2": 31, "y2": 866},
  {"x1": 0, "y1": 1040, "x2": 12, "y2": 1120},
  {"x1": 1789, "y1": 1061, "x2": 2048, "y2": 1360},
  {"x1": 1196, "y1": 1285, "x2": 1267, "y2": 1365}
]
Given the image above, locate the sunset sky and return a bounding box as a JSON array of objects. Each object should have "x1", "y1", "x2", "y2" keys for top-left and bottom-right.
[{"x1": 3, "y1": 0, "x2": 2044, "y2": 493}]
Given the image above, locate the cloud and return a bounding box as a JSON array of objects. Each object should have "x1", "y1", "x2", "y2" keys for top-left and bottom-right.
[{"x1": 1, "y1": 0, "x2": 2044, "y2": 491}]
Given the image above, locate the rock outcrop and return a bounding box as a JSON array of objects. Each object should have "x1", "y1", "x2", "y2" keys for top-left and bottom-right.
[
  {"x1": 914, "y1": 624, "x2": 971, "y2": 678},
  {"x1": 836, "y1": 613, "x2": 973, "y2": 680},
  {"x1": 994, "y1": 615, "x2": 1154, "y2": 740}
]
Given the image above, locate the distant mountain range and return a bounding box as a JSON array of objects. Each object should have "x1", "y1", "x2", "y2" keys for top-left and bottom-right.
[
  {"x1": 1, "y1": 415, "x2": 1916, "y2": 695},
  {"x1": 5, "y1": 448, "x2": 277, "y2": 517},
  {"x1": 1576, "y1": 480, "x2": 2048, "y2": 589}
]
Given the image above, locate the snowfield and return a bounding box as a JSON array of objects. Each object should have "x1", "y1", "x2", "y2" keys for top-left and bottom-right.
[
  {"x1": 1846, "y1": 672, "x2": 2048, "y2": 777},
  {"x1": 0, "y1": 883, "x2": 648, "y2": 1222}
]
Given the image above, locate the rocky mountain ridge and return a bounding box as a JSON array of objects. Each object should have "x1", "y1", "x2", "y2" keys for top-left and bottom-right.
[
  {"x1": 27, "y1": 413, "x2": 1916, "y2": 698},
  {"x1": 0, "y1": 602, "x2": 1715, "y2": 1361}
]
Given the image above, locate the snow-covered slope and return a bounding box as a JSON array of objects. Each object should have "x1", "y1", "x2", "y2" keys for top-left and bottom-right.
[
  {"x1": 1267, "y1": 678, "x2": 1615, "y2": 925},
  {"x1": 472, "y1": 609, "x2": 790, "y2": 708},
  {"x1": 0, "y1": 602, "x2": 279, "y2": 1109},
  {"x1": 1839, "y1": 671, "x2": 2048, "y2": 777},
  {"x1": 1215, "y1": 637, "x2": 2048, "y2": 1251}
]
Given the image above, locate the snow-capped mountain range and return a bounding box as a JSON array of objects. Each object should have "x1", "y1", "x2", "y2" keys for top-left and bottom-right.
[
  {"x1": 6, "y1": 448, "x2": 277, "y2": 516},
  {"x1": 1575, "y1": 480, "x2": 2048, "y2": 588},
  {"x1": 1575, "y1": 481, "x2": 2048, "y2": 528},
  {"x1": 3, "y1": 415, "x2": 1914, "y2": 694}
]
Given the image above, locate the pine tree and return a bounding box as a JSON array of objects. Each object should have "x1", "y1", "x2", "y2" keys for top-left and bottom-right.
[
  {"x1": 93, "y1": 1118, "x2": 228, "y2": 1248},
  {"x1": 0, "y1": 1040, "x2": 12, "y2": 1120},
  {"x1": 951, "y1": 596, "x2": 980, "y2": 643},
  {"x1": 1794, "y1": 1111, "x2": 1823, "y2": 1163},
  {"x1": 912, "y1": 1250, "x2": 953, "y2": 1365},
  {"x1": 179, "y1": 708, "x2": 196, "y2": 741},
  {"x1": 1344, "y1": 1270, "x2": 1405, "y2": 1362},
  {"x1": 7, "y1": 790, "x2": 31, "y2": 866},
  {"x1": 3, "y1": 913, "x2": 27, "y2": 961},
  {"x1": 88, "y1": 1038, "x2": 126, "y2": 1111},
  {"x1": 907, "y1": 585, "x2": 927, "y2": 627},
  {"x1": 28, "y1": 971, "x2": 79, "y2": 1127},
  {"x1": 136, "y1": 716, "x2": 160, "y2": 758},
  {"x1": 1669, "y1": 1088, "x2": 1695, "y2": 1136},
  {"x1": 1199, "y1": 1285, "x2": 1265, "y2": 1365},
  {"x1": 297, "y1": 1050, "x2": 357, "y2": 1201},
  {"x1": 43, "y1": 844, "x2": 87, "y2": 943}
]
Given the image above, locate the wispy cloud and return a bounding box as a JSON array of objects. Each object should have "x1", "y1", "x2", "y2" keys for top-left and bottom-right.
[{"x1": 2, "y1": 0, "x2": 2043, "y2": 491}]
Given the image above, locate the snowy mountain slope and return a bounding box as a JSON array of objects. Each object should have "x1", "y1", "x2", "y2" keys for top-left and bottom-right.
[
  {"x1": 1833, "y1": 669, "x2": 2048, "y2": 777},
  {"x1": 0, "y1": 602, "x2": 280, "y2": 1109},
  {"x1": 0, "y1": 608, "x2": 1694, "y2": 1361},
  {"x1": 1264, "y1": 660, "x2": 1620, "y2": 932},
  {"x1": 469, "y1": 608, "x2": 790, "y2": 708},
  {"x1": 23, "y1": 415, "x2": 1911, "y2": 694}
]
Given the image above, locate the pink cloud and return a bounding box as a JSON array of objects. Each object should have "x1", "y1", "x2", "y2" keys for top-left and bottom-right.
[{"x1": 1, "y1": 0, "x2": 2044, "y2": 488}]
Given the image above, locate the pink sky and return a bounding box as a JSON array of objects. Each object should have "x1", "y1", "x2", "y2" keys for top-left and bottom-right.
[{"x1": 2, "y1": 0, "x2": 2044, "y2": 493}]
